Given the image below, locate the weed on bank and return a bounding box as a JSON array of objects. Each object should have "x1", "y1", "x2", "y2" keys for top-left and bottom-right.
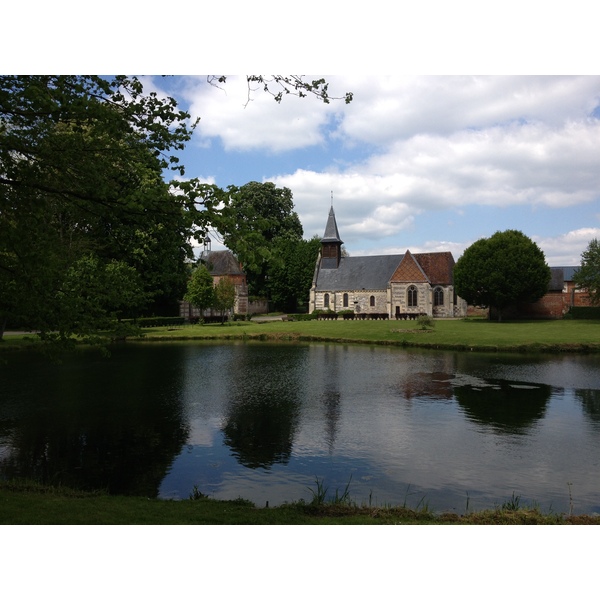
[{"x1": 1, "y1": 481, "x2": 598, "y2": 525}]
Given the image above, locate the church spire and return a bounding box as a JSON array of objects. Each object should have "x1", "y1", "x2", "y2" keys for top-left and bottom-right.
[
  {"x1": 320, "y1": 206, "x2": 343, "y2": 269},
  {"x1": 322, "y1": 206, "x2": 343, "y2": 245}
]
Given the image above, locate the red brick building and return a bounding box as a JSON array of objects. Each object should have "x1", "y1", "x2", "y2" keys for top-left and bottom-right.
[{"x1": 481, "y1": 266, "x2": 592, "y2": 319}]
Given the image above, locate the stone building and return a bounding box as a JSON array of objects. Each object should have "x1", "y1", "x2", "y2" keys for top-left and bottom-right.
[
  {"x1": 309, "y1": 207, "x2": 467, "y2": 318},
  {"x1": 179, "y1": 243, "x2": 249, "y2": 320}
]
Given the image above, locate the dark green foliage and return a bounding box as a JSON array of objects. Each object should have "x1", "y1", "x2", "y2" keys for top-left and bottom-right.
[
  {"x1": 0, "y1": 76, "x2": 198, "y2": 341},
  {"x1": 454, "y1": 230, "x2": 551, "y2": 321},
  {"x1": 123, "y1": 317, "x2": 185, "y2": 328},
  {"x1": 215, "y1": 182, "x2": 303, "y2": 299},
  {"x1": 573, "y1": 238, "x2": 600, "y2": 306},
  {"x1": 213, "y1": 277, "x2": 236, "y2": 323},
  {"x1": 567, "y1": 307, "x2": 600, "y2": 319},
  {"x1": 0, "y1": 76, "x2": 349, "y2": 342},
  {"x1": 267, "y1": 236, "x2": 322, "y2": 312},
  {"x1": 184, "y1": 265, "x2": 214, "y2": 318}
]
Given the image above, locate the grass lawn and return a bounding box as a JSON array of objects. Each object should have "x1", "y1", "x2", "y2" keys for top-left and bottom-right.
[
  {"x1": 3, "y1": 318, "x2": 599, "y2": 353},
  {"x1": 129, "y1": 317, "x2": 600, "y2": 353}
]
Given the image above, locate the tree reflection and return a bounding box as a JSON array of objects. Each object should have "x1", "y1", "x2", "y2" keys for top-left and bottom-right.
[
  {"x1": 222, "y1": 393, "x2": 300, "y2": 469},
  {"x1": 455, "y1": 380, "x2": 551, "y2": 434},
  {"x1": 575, "y1": 389, "x2": 600, "y2": 426},
  {"x1": 0, "y1": 346, "x2": 190, "y2": 496},
  {"x1": 221, "y1": 346, "x2": 304, "y2": 469}
]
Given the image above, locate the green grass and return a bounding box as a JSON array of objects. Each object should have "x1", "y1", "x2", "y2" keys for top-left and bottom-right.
[
  {"x1": 120, "y1": 318, "x2": 600, "y2": 353},
  {"x1": 4, "y1": 318, "x2": 599, "y2": 353},
  {"x1": 1, "y1": 481, "x2": 597, "y2": 525}
]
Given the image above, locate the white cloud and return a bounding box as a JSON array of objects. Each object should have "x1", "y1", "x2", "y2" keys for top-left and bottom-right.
[
  {"x1": 180, "y1": 76, "x2": 339, "y2": 152},
  {"x1": 332, "y1": 75, "x2": 600, "y2": 144},
  {"x1": 160, "y1": 75, "x2": 600, "y2": 266},
  {"x1": 534, "y1": 228, "x2": 600, "y2": 265}
]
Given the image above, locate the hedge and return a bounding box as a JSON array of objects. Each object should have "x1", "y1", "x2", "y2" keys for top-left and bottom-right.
[
  {"x1": 123, "y1": 317, "x2": 185, "y2": 328},
  {"x1": 567, "y1": 307, "x2": 600, "y2": 320}
]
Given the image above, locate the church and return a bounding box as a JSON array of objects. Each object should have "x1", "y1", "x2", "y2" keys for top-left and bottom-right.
[{"x1": 309, "y1": 207, "x2": 468, "y2": 318}]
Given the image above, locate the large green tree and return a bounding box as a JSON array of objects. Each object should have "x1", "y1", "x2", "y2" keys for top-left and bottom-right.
[
  {"x1": 0, "y1": 76, "x2": 205, "y2": 341},
  {"x1": 267, "y1": 236, "x2": 321, "y2": 312},
  {"x1": 454, "y1": 230, "x2": 551, "y2": 321},
  {"x1": 573, "y1": 238, "x2": 600, "y2": 306},
  {"x1": 216, "y1": 181, "x2": 303, "y2": 298}
]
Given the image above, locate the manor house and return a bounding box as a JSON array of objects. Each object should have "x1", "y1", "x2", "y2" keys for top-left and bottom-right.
[{"x1": 309, "y1": 207, "x2": 468, "y2": 318}]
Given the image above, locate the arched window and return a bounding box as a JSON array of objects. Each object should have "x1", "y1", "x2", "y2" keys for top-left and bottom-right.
[
  {"x1": 434, "y1": 287, "x2": 444, "y2": 307},
  {"x1": 370, "y1": 295, "x2": 375, "y2": 307},
  {"x1": 324, "y1": 293, "x2": 330, "y2": 308},
  {"x1": 343, "y1": 293, "x2": 349, "y2": 307},
  {"x1": 407, "y1": 285, "x2": 418, "y2": 307}
]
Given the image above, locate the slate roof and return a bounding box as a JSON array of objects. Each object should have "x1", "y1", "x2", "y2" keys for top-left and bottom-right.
[
  {"x1": 205, "y1": 251, "x2": 244, "y2": 276},
  {"x1": 548, "y1": 266, "x2": 579, "y2": 291},
  {"x1": 316, "y1": 251, "x2": 454, "y2": 292},
  {"x1": 321, "y1": 206, "x2": 343, "y2": 244},
  {"x1": 316, "y1": 255, "x2": 401, "y2": 291},
  {"x1": 315, "y1": 251, "x2": 455, "y2": 291}
]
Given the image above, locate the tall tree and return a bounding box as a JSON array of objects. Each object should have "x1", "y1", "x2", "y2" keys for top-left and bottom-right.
[
  {"x1": 216, "y1": 182, "x2": 303, "y2": 298},
  {"x1": 573, "y1": 238, "x2": 600, "y2": 306},
  {"x1": 213, "y1": 277, "x2": 237, "y2": 323},
  {"x1": 184, "y1": 265, "x2": 214, "y2": 322},
  {"x1": 267, "y1": 236, "x2": 321, "y2": 313},
  {"x1": 0, "y1": 76, "x2": 202, "y2": 341},
  {"x1": 454, "y1": 230, "x2": 551, "y2": 321}
]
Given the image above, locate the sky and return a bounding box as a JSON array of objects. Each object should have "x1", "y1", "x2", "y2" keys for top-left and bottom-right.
[
  {"x1": 7, "y1": 4, "x2": 599, "y2": 268},
  {"x1": 148, "y1": 75, "x2": 600, "y2": 266}
]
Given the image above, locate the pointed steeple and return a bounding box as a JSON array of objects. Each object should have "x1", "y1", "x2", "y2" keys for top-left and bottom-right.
[
  {"x1": 320, "y1": 206, "x2": 343, "y2": 269},
  {"x1": 322, "y1": 206, "x2": 343, "y2": 245}
]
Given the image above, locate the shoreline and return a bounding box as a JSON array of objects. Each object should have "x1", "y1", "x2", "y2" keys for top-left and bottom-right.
[{"x1": 1, "y1": 480, "x2": 598, "y2": 525}]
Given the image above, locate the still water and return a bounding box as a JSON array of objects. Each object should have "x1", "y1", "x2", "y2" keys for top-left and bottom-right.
[{"x1": 1, "y1": 342, "x2": 599, "y2": 514}]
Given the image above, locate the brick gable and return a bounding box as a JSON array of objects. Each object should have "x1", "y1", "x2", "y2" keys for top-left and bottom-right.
[{"x1": 390, "y1": 251, "x2": 429, "y2": 283}]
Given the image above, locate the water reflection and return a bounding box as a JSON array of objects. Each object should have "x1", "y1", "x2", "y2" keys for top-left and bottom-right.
[
  {"x1": 576, "y1": 389, "x2": 600, "y2": 429},
  {"x1": 222, "y1": 347, "x2": 304, "y2": 468},
  {"x1": 1, "y1": 343, "x2": 600, "y2": 515},
  {"x1": 454, "y1": 379, "x2": 551, "y2": 434},
  {"x1": 0, "y1": 346, "x2": 189, "y2": 496}
]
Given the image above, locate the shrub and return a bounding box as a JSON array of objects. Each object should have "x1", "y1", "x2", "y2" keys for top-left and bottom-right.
[
  {"x1": 417, "y1": 315, "x2": 435, "y2": 329},
  {"x1": 289, "y1": 313, "x2": 317, "y2": 321}
]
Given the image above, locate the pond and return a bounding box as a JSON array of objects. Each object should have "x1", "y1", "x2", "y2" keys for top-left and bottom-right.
[{"x1": 1, "y1": 342, "x2": 599, "y2": 515}]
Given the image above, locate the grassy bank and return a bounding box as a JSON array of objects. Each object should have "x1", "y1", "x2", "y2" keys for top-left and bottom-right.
[
  {"x1": 3, "y1": 318, "x2": 599, "y2": 353},
  {"x1": 1, "y1": 481, "x2": 597, "y2": 525},
  {"x1": 132, "y1": 318, "x2": 600, "y2": 353}
]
